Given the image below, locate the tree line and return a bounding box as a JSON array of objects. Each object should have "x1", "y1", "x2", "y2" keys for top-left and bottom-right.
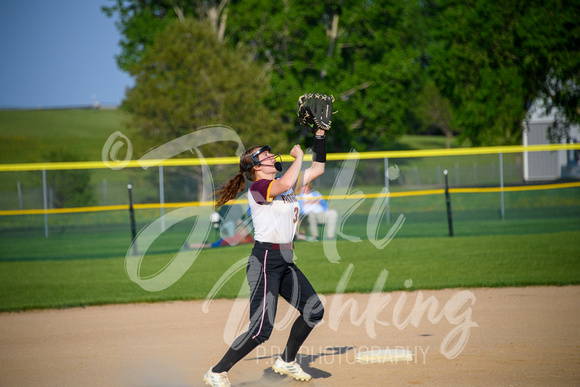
[{"x1": 103, "y1": 0, "x2": 580, "y2": 155}]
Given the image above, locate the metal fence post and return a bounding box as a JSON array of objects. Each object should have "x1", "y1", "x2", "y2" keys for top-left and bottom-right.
[
  {"x1": 384, "y1": 157, "x2": 390, "y2": 224},
  {"x1": 499, "y1": 152, "x2": 505, "y2": 220},
  {"x1": 159, "y1": 165, "x2": 165, "y2": 232},
  {"x1": 444, "y1": 169, "x2": 454, "y2": 237},
  {"x1": 103, "y1": 179, "x2": 108, "y2": 206},
  {"x1": 42, "y1": 170, "x2": 49, "y2": 238},
  {"x1": 17, "y1": 181, "x2": 23, "y2": 210},
  {"x1": 128, "y1": 184, "x2": 138, "y2": 256}
]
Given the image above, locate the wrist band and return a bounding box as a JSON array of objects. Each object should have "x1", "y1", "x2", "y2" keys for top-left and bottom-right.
[{"x1": 312, "y1": 136, "x2": 327, "y2": 163}]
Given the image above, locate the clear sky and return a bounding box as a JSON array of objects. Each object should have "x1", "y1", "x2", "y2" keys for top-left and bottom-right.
[{"x1": 0, "y1": 0, "x2": 134, "y2": 108}]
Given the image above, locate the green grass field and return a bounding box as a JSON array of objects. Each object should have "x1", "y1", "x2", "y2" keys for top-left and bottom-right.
[
  {"x1": 0, "y1": 109, "x2": 128, "y2": 164},
  {"x1": 1, "y1": 185, "x2": 579, "y2": 261},
  {"x1": 0, "y1": 231, "x2": 578, "y2": 311},
  {"x1": 0, "y1": 109, "x2": 578, "y2": 312},
  {"x1": 0, "y1": 109, "x2": 467, "y2": 165}
]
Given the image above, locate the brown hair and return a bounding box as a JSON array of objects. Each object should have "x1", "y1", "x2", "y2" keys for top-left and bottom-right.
[{"x1": 214, "y1": 146, "x2": 261, "y2": 208}]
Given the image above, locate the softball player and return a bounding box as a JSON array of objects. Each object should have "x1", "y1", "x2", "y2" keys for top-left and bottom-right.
[{"x1": 204, "y1": 130, "x2": 328, "y2": 387}]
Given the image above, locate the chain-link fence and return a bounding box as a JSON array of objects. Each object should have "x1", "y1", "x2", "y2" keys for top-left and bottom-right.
[{"x1": 1, "y1": 145, "x2": 579, "y2": 261}]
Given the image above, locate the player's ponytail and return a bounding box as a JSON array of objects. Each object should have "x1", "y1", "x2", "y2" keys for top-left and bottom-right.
[
  {"x1": 214, "y1": 172, "x2": 245, "y2": 208},
  {"x1": 214, "y1": 146, "x2": 260, "y2": 208}
]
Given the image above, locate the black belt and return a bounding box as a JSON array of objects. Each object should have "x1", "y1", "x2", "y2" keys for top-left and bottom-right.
[{"x1": 256, "y1": 241, "x2": 294, "y2": 251}]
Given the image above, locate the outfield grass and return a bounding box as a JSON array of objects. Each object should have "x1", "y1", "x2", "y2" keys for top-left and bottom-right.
[
  {"x1": 0, "y1": 109, "x2": 478, "y2": 210},
  {"x1": 0, "y1": 109, "x2": 462, "y2": 165},
  {"x1": 1, "y1": 109, "x2": 578, "y2": 312},
  {"x1": 1, "y1": 186, "x2": 578, "y2": 265},
  {"x1": 2, "y1": 215, "x2": 579, "y2": 261},
  {"x1": 0, "y1": 109, "x2": 470, "y2": 166},
  {"x1": 0, "y1": 231, "x2": 578, "y2": 311},
  {"x1": 0, "y1": 109, "x2": 128, "y2": 164}
]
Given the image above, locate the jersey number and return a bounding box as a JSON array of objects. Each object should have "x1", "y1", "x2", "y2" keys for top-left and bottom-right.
[{"x1": 293, "y1": 207, "x2": 299, "y2": 223}]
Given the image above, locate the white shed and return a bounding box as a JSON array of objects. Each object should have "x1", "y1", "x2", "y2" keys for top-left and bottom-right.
[{"x1": 523, "y1": 102, "x2": 580, "y2": 181}]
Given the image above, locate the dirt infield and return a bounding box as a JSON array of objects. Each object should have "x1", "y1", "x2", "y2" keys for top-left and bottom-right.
[{"x1": 1, "y1": 286, "x2": 579, "y2": 386}]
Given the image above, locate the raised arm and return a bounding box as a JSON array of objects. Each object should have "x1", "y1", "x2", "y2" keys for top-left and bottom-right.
[{"x1": 298, "y1": 128, "x2": 327, "y2": 189}]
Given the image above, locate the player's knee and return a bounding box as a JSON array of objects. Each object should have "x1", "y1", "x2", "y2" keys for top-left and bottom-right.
[
  {"x1": 252, "y1": 329, "x2": 273, "y2": 345},
  {"x1": 310, "y1": 305, "x2": 324, "y2": 325},
  {"x1": 303, "y1": 296, "x2": 324, "y2": 327}
]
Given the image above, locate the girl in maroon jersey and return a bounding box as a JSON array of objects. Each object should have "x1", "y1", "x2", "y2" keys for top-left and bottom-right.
[{"x1": 204, "y1": 129, "x2": 328, "y2": 387}]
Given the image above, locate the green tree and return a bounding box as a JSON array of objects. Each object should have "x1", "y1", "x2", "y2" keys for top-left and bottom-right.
[
  {"x1": 105, "y1": 0, "x2": 429, "y2": 152},
  {"x1": 417, "y1": 79, "x2": 456, "y2": 148},
  {"x1": 226, "y1": 0, "x2": 428, "y2": 151},
  {"x1": 121, "y1": 17, "x2": 287, "y2": 157},
  {"x1": 105, "y1": 0, "x2": 579, "y2": 149},
  {"x1": 102, "y1": 0, "x2": 229, "y2": 73},
  {"x1": 336, "y1": 0, "x2": 427, "y2": 150},
  {"x1": 428, "y1": 0, "x2": 580, "y2": 146}
]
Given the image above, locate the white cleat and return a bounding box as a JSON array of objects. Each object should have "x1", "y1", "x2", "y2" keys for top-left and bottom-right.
[
  {"x1": 203, "y1": 367, "x2": 231, "y2": 387},
  {"x1": 272, "y1": 357, "x2": 312, "y2": 382}
]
